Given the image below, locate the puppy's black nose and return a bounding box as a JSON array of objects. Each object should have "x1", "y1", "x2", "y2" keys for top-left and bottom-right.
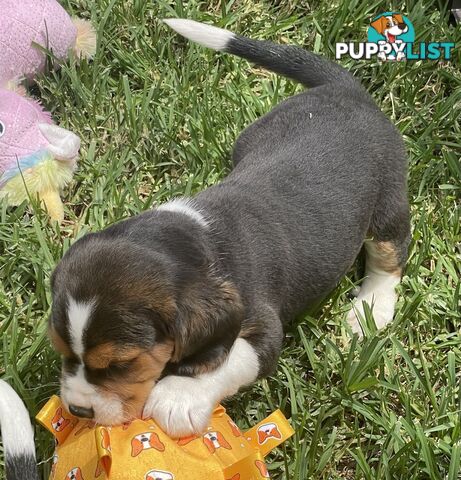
[
  {"x1": 399, "y1": 23, "x2": 407, "y2": 30},
  {"x1": 69, "y1": 404, "x2": 94, "y2": 419}
]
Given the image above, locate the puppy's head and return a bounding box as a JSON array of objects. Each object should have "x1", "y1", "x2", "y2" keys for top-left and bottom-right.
[{"x1": 49, "y1": 227, "x2": 242, "y2": 425}]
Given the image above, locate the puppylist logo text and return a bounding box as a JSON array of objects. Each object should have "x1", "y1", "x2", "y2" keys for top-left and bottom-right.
[{"x1": 336, "y1": 12, "x2": 455, "y2": 61}]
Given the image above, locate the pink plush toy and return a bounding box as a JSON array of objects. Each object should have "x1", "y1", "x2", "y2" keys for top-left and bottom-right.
[
  {"x1": 0, "y1": 89, "x2": 80, "y2": 222},
  {"x1": 0, "y1": 0, "x2": 96, "y2": 86}
]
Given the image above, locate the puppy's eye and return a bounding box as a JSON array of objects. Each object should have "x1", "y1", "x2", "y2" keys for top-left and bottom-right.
[
  {"x1": 0, "y1": 121, "x2": 4, "y2": 138},
  {"x1": 87, "y1": 359, "x2": 134, "y2": 375},
  {"x1": 107, "y1": 360, "x2": 133, "y2": 373}
]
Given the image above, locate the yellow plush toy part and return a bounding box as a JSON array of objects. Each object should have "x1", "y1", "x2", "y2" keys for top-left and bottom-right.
[{"x1": 36, "y1": 396, "x2": 294, "y2": 480}]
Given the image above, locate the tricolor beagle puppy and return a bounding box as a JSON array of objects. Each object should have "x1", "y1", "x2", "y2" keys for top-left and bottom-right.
[{"x1": 46, "y1": 19, "x2": 410, "y2": 440}]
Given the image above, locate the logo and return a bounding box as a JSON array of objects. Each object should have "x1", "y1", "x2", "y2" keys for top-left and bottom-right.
[
  {"x1": 368, "y1": 13, "x2": 414, "y2": 60},
  {"x1": 336, "y1": 12, "x2": 454, "y2": 61}
]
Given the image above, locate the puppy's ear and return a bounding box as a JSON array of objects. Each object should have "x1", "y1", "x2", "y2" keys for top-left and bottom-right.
[
  {"x1": 371, "y1": 16, "x2": 387, "y2": 35},
  {"x1": 170, "y1": 278, "x2": 243, "y2": 375},
  {"x1": 393, "y1": 14, "x2": 404, "y2": 24}
]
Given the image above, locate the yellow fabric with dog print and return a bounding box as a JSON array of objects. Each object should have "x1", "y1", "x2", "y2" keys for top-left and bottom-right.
[{"x1": 36, "y1": 396, "x2": 294, "y2": 480}]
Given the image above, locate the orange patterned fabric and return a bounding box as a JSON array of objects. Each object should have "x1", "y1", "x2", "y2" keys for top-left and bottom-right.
[{"x1": 36, "y1": 396, "x2": 294, "y2": 480}]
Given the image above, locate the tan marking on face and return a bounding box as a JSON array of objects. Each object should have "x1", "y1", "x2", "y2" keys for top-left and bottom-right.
[
  {"x1": 92, "y1": 342, "x2": 174, "y2": 418},
  {"x1": 366, "y1": 240, "x2": 402, "y2": 276},
  {"x1": 84, "y1": 343, "x2": 143, "y2": 370},
  {"x1": 107, "y1": 377, "x2": 155, "y2": 419},
  {"x1": 48, "y1": 325, "x2": 73, "y2": 357}
]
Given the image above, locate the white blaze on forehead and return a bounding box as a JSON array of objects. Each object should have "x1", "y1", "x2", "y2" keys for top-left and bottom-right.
[{"x1": 67, "y1": 295, "x2": 95, "y2": 357}]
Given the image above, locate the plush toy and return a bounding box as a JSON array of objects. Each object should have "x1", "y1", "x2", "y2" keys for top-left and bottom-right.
[
  {"x1": 37, "y1": 396, "x2": 294, "y2": 480},
  {"x1": 0, "y1": 89, "x2": 80, "y2": 222},
  {"x1": 0, "y1": 0, "x2": 96, "y2": 86}
]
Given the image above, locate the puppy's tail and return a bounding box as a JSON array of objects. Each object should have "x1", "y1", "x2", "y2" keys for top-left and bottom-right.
[
  {"x1": 163, "y1": 18, "x2": 357, "y2": 89},
  {"x1": 0, "y1": 380, "x2": 40, "y2": 480}
]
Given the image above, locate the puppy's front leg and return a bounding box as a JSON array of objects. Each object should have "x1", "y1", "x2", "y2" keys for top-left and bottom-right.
[{"x1": 143, "y1": 338, "x2": 260, "y2": 437}]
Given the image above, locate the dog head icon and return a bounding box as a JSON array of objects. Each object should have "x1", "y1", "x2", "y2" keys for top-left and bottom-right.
[
  {"x1": 203, "y1": 431, "x2": 232, "y2": 453},
  {"x1": 255, "y1": 460, "x2": 270, "y2": 478},
  {"x1": 65, "y1": 468, "x2": 84, "y2": 480},
  {"x1": 145, "y1": 470, "x2": 174, "y2": 480},
  {"x1": 257, "y1": 422, "x2": 282, "y2": 445},
  {"x1": 371, "y1": 14, "x2": 408, "y2": 42},
  {"x1": 131, "y1": 431, "x2": 165, "y2": 457},
  {"x1": 51, "y1": 407, "x2": 71, "y2": 432}
]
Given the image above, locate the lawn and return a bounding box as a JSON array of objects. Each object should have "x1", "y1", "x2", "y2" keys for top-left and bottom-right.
[{"x1": 0, "y1": 0, "x2": 460, "y2": 478}]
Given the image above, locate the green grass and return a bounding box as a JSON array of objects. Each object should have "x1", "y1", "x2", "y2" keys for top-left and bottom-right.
[{"x1": 1, "y1": 0, "x2": 460, "y2": 478}]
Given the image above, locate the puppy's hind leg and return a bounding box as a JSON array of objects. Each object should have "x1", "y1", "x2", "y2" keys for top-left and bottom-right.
[{"x1": 347, "y1": 198, "x2": 410, "y2": 335}]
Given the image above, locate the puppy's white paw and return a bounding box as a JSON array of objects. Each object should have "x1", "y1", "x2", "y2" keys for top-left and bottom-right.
[
  {"x1": 346, "y1": 289, "x2": 397, "y2": 336},
  {"x1": 143, "y1": 375, "x2": 216, "y2": 438},
  {"x1": 346, "y1": 306, "x2": 365, "y2": 336}
]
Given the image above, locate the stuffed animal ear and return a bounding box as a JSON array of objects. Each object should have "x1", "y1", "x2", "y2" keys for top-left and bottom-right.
[{"x1": 38, "y1": 123, "x2": 80, "y2": 162}]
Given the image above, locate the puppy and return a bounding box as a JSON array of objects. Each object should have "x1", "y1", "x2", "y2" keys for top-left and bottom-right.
[{"x1": 48, "y1": 19, "x2": 410, "y2": 437}]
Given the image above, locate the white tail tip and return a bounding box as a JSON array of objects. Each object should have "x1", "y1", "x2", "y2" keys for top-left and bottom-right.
[
  {"x1": 0, "y1": 380, "x2": 36, "y2": 458},
  {"x1": 163, "y1": 18, "x2": 234, "y2": 51}
]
